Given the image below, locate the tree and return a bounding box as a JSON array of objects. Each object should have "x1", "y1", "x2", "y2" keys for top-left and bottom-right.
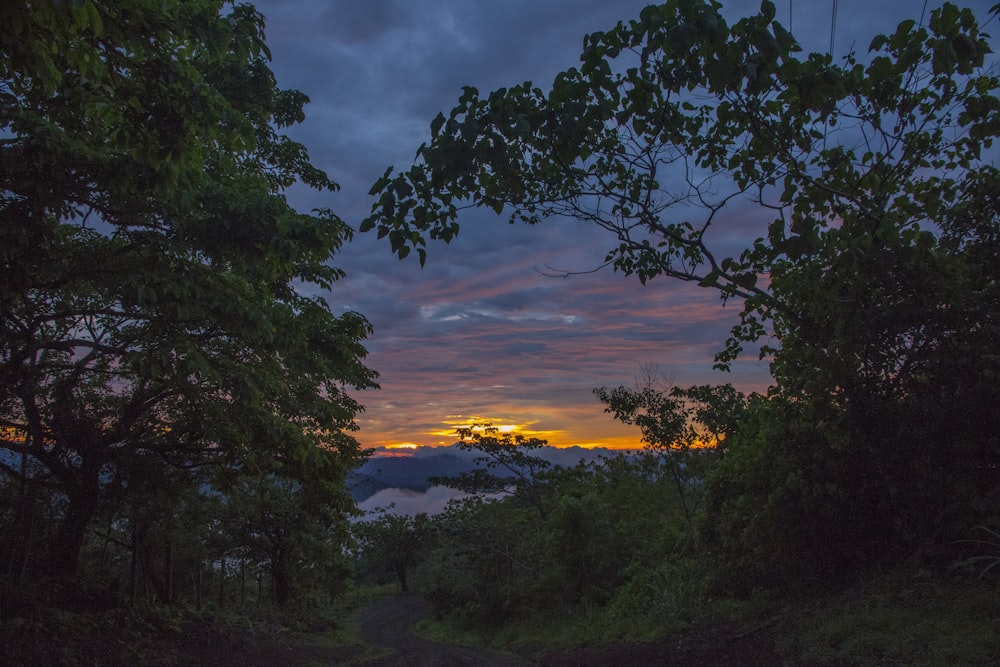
[
  {"x1": 353, "y1": 512, "x2": 433, "y2": 593},
  {"x1": 431, "y1": 424, "x2": 552, "y2": 517},
  {"x1": 417, "y1": 454, "x2": 702, "y2": 634},
  {"x1": 0, "y1": 1, "x2": 377, "y2": 593},
  {"x1": 363, "y1": 1, "x2": 1000, "y2": 580},
  {"x1": 364, "y1": 0, "x2": 994, "y2": 364},
  {"x1": 224, "y1": 468, "x2": 353, "y2": 606},
  {"x1": 594, "y1": 380, "x2": 748, "y2": 530}
]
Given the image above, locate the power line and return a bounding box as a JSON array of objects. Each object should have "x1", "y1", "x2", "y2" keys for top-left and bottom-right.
[{"x1": 830, "y1": 0, "x2": 838, "y2": 54}]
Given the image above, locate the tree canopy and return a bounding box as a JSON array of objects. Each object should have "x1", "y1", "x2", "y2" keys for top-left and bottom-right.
[
  {"x1": 365, "y1": 0, "x2": 995, "y2": 361},
  {"x1": 365, "y1": 0, "x2": 1000, "y2": 581},
  {"x1": 1, "y1": 0, "x2": 376, "y2": 590}
]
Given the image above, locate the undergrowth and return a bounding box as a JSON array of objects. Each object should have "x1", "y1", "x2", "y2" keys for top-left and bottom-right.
[
  {"x1": 411, "y1": 568, "x2": 1000, "y2": 666},
  {"x1": 0, "y1": 586, "x2": 377, "y2": 667},
  {"x1": 784, "y1": 572, "x2": 1000, "y2": 667}
]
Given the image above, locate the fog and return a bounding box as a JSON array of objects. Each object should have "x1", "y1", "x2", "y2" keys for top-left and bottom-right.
[{"x1": 356, "y1": 484, "x2": 506, "y2": 517}]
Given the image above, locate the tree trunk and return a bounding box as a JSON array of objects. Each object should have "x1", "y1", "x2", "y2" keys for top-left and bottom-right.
[
  {"x1": 193, "y1": 565, "x2": 203, "y2": 609},
  {"x1": 51, "y1": 483, "x2": 99, "y2": 583},
  {"x1": 12, "y1": 483, "x2": 38, "y2": 584},
  {"x1": 10, "y1": 453, "x2": 38, "y2": 583},
  {"x1": 129, "y1": 526, "x2": 138, "y2": 604},
  {"x1": 165, "y1": 540, "x2": 174, "y2": 604},
  {"x1": 218, "y1": 557, "x2": 226, "y2": 608},
  {"x1": 271, "y1": 547, "x2": 292, "y2": 606},
  {"x1": 396, "y1": 560, "x2": 409, "y2": 593}
]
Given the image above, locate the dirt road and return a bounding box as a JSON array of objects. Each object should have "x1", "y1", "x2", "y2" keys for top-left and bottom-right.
[
  {"x1": 354, "y1": 594, "x2": 533, "y2": 666},
  {"x1": 353, "y1": 595, "x2": 803, "y2": 667}
]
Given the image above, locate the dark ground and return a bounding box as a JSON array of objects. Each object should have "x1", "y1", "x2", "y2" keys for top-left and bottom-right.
[
  {"x1": 171, "y1": 593, "x2": 808, "y2": 667},
  {"x1": 354, "y1": 594, "x2": 530, "y2": 666}
]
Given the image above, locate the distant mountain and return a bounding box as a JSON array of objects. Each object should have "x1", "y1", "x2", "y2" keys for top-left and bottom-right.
[
  {"x1": 347, "y1": 444, "x2": 628, "y2": 502},
  {"x1": 347, "y1": 452, "x2": 478, "y2": 501}
]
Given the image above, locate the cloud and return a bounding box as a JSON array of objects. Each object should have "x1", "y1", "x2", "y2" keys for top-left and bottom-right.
[
  {"x1": 252, "y1": 0, "x2": 948, "y2": 449},
  {"x1": 319, "y1": 0, "x2": 411, "y2": 45}
]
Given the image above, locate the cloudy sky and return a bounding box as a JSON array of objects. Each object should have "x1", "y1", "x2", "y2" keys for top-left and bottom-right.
[{"x1": 253, "y1": 0, "x2": 994, "y2": 450}]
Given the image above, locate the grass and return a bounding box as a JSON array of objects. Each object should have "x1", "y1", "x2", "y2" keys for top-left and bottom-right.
[
  {"x1": 415, "y1": 614, "x2": 492, "y2": 646},
  {"x1": 784, "y1": 573, "x2": 1000, "y2": 667},
  {"x1": 0, "y1": 582, "x2": 399, "y2": 667},
  {"x1": 407, "y1": 569, "x2": 1000, "y2": 666},
  {"x1": 18, "y1": 571, "x2": 988, "y2": 666},
  {"x1": 411, "y1": 588, "x2": 766, "y2": 654}
]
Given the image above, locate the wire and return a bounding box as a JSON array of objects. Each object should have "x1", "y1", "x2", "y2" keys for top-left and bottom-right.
[
  {"x1": 824, "y1": 0, "x2": 838, "y2": 150},
  {"x1": 830, "y1": 0, "x2": 838, "y2": 54}
]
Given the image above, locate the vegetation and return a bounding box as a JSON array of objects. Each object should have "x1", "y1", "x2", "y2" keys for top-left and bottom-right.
[
  {"x1": 367, "y1": 0, "x2": 999, "y2": 587},
  {"x1": 3, "y1": 0, "x2": 1000, "y2": 664},
  {"x1": 357, "y1": 0, "x2": 1000, "y2": 662},
  {"x1": 353, "y1": 512, "x2": 433, "y2": 593},
  {"x1": 0, "y1": 0, "x2": 374, "y2": 625}
]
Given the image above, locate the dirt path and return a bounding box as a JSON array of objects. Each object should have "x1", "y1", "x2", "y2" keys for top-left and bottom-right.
[
  {"x1": 354, "y1": 596, "x2": 810, "y2": 667},
  {"x1": 354, "y1": 594, "x2": 533, "y2": 666},
  {"x1": 167, "y1": 595, "x2": 797, "y2": 666}
]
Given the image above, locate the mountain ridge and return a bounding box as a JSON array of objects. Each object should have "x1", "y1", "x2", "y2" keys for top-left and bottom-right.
[{"x1": 348, "y1": 443, "x2": 627, "y2": 502}]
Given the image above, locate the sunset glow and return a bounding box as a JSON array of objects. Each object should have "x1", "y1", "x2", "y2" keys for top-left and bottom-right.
[{"x1": 252, "y1": 0, "x2": 840, "y2": 452}]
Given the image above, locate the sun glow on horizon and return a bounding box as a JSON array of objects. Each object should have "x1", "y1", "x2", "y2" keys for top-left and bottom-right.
[
  {"x1": 426, "y1": 415, "x2": 577, "y2": 444},
  {"x1": 362, "y1": 405, "x2": 738, "y2": 452},
  {"x1": 385, "y1": 442, "x2": 418, "y2": 450},
  {"x1": 362, "y1": 435, "x2": 644, "y2": 451}
]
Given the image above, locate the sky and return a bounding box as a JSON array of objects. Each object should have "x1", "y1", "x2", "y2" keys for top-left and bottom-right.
[{"x1": 252, "y1": 0, "x2": 995, "y2": 451}]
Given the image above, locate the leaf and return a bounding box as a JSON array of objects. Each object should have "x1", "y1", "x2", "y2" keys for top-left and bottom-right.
[
  {"x1": 393, "y1": 179, "x2": 414, "y2": 198},
  {"x1": 735, "y1": 272, "x2": 758, "y2": 290},
  {"x1": 430, "y1": 112, "x2": 446, "y2": 137},
  {"x1": 698, "y1": 270, "x2": 720, "y2": 288},
  {"x1": 368, "y1": 167, "x2": 394, "y2": 195}
]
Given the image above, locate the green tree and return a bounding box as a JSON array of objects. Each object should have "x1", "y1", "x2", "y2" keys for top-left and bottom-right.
[
  {"x1": 595, "y1": 380, "x2": 748, "y2": 530},
  {"x1": 431, "y1": 424, "x2": 552, "y2": 516},
  {"x1": 364, "y1": 1, "x2": 1000, "y2": 580},
  {"x1": 353, "y1": 512, "x2": 433, "y2": 593},
  {"x1": 418, "y1": 454, "x2": 699, "y2": 636},
  {"x1": 223, "y1": 469, "x2": 353, "y2": 606},
  {"x1": 420, "y1": 495, "x2": 532, "y2": 624},
  {"x1": 0, "y1": 0, "x2": 376, "y2": 594},
  {"x1": 95, "y1": 456, "x2": 215, "y2": 606}
]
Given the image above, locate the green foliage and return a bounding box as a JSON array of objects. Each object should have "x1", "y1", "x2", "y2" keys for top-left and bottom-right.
[
  {"x1": 595, "y1": 380, "x2": 748, "y2": 529},
  {"x1": 702, "y1": 394, "x2": 856, "y2": 590},
  {"x1": 365, "y1": 0, "x2": 996, "y2": 375},
  {"x1": 607, "y1": 558, "x2": 711, "y2": 636},
  {"x1": 0, "y1": 0, "x2": 375, "y2": 605},
  {"x1": 0, "y1": 605, "x2": 178, "y2": 667},
  {"x1": 785, "y1": 574, "x2": 1000, "y2": 667},
  {"x1": 352, "y1": 512, "x2": 434, "y2": 592},
  {"x1": 417, "y1": 443, "x2": 695, "y2": 639},
  {"x1": 0, "y1": 601, "x2": 364, "y2": 667},
  {"x1": 432, "y1": 423, "x2": 551, "y2": 513},
  {"x1": 220, "y1": 469, "x2": 354, "y2": 606},
  {"x1": 365, "y1": 0, "x2": 1000, "y2": 587}
]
